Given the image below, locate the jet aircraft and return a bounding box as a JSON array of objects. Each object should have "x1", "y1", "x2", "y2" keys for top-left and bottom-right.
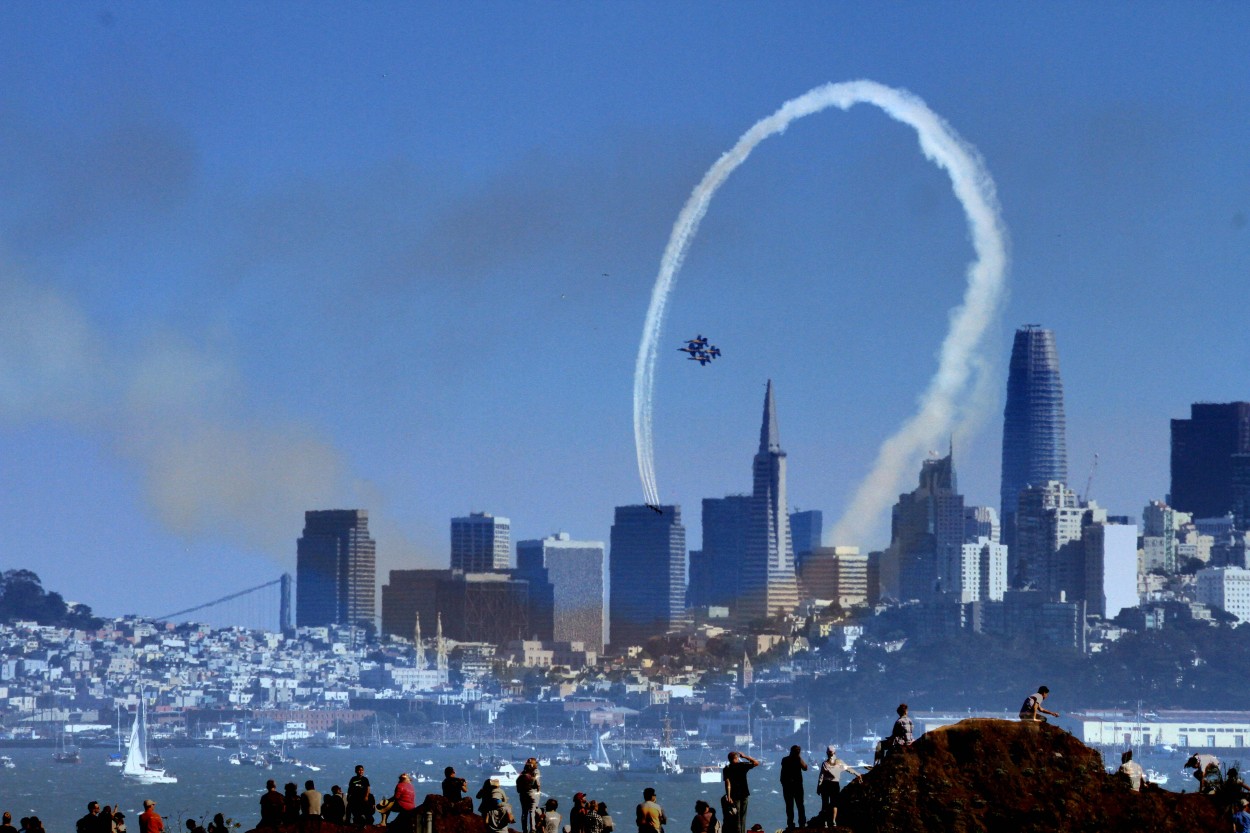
[{"x1": 678, "y1": 334, "x2": 720, "y2": 366}]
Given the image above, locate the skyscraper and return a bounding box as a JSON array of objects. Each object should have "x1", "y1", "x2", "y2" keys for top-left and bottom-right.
[
  {"x1": 1170, "y1": 402, "x2": 1250, "y2": 520},
  {"x1": 608, "y1": 505, "x2": 687, "y2": 649},
  {"x1": 451, "y1": 512, "x2": 511, "y2": 572},
  {"x1": 1000, "y1": 326, "x2": 1068, "y2": 548},
  {"x1": 686, "y1": 495, "x2": 750, "y2": 610},
  {"x1": 790, "y1": 509, "x2": 824, "y2": 572},
  {"x1": 296, "y1": 509, "x2": 377, "y2": 629},
  {"x1": 740, "y1": 380, "x2": 799, "y2": 620},
  {"x1": 517, "y1": 533, "x2": 607, "y2": 652},
  {"x1": 884, "y1": 451, "x2": 965, "y2": 602}
]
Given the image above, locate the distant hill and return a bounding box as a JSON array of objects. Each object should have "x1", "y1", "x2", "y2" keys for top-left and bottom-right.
[{"x1": 0, "y1": 569, "x2": 102, "y2": 629}]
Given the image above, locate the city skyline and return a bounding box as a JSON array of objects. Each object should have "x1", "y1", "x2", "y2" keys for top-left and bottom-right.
[{"x1": 2, "y1": 4, "x2": 1249, "y2": 618}]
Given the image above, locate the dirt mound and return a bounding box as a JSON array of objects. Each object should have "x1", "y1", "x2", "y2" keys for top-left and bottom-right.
[{"x1": 830, "y1": 718, "x2": 1223, "y2": 833}]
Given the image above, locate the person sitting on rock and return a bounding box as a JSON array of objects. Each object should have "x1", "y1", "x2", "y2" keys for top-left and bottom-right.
[
  {"x1": 1185, "y1": 753, "x2": 1223, "y2": 795},
  {"x1": 1018, "y1": 685, "x2": 1059, "y2": 722},
  {"x1": 1117, "y1": 750, "x2": 1147, "y2": 791},
  {"x1": 890, "y1": 704, "x2": 914, "y2": 753}
]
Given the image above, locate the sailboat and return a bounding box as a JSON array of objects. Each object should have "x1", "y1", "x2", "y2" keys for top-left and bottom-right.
[
  {"x1": 585, "y1": 731, "x2": 612, "y2": 772},
  {"x1": 122, "y1": 694, "x2": 177, "y2": 784},
  {"x1": 53, "y1": 726, "x2": 81, "y2": 763}
]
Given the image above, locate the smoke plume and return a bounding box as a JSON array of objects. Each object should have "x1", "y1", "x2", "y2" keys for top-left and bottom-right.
[{"x1": 633, "y1": 80, "x2": 1009, "y2": 544}]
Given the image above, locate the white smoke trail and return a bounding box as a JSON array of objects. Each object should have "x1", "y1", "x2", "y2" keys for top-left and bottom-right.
[{"x1": 633, "y1": 80, "x2": 1009, "y2": 544}]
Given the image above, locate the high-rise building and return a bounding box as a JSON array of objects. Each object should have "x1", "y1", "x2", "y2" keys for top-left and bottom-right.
[
  {"x1": 1082, "y1": 520, "x2": 1138, "y2": 619},
  {"x1": 1196, "y1": 566, "x2": 1250, "y2": 624},
  {"x1": 451, "y1": 512, "x2": 511, "y2": 572},
  {"x1": 608, "y1": 505, "x2": 687, "y2": 649},
  {"x1": 1141, "y1": 500, "x2": 1191, "y2": 574},
  {"x1": 884, "y1": 451, "x2": 965, "y2": 602},
  {"x1": 950, "y1": 538, "x2": 1007, "y2": 603},
  {"x1": 1170, "y1": 403, "x2": 1250, "y2": 520},
  {"x1": 380, "y1": 568, "x2": 450, "y2": 639},
  {"x1": 687, "y1": 496, "x2": 750, "y2": 610},
  {"x1": 295, "y1": 509, "x2": 377, "y2": 629},
  {"x1": 516, "y1": 533, "x2": 607, "y2": 652},
  {"x1": 797, "y1": 546, "x2": 868, "y2": 607},
  {"x1": 999, "y1": 326, "x2": 1068, "y2": 549},
  {"x1": 963, "y1": 506, "x2": 1000, "y2": 544},
  {"x1": 790, "y1": 509, "x2": 824, "y2": 572},
  {"x1": 740, "y1": 381, "x2": 799, "y2": 620},
  {"x1": 1014, "y1": 481, "x2": 1106, "y2": 602}
]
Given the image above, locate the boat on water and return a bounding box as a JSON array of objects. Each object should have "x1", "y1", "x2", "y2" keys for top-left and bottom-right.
[
  {"x1": 698, "y1": 764, "x2": 722, "y2": 785},
  {"x1": 1146, "y1": 768, "x2": 1169, "y2": 785},
  {"x1": 123, "y1": 693, "x2": 177, "y2": 784},
  {"x1": 1, "y1": 755, "x2": 15, "y2": 770},
  {"x1": 53, "y1": 728, "x2": 81, "y2": 764},
  {"x1": 490, "y1": 761, "x2": 518, "y2": 787},
  {"x1": 586, "y1": 732, "x2": 612, "y2": 773}
]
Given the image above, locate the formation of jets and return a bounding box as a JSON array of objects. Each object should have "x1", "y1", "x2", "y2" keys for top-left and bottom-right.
[{"x1": 678, "y1": 334, "x2": 721, "y2": 366}]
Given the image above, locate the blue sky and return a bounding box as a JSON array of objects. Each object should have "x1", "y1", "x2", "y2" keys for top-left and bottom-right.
[{"x1": 1, "y1": 3, "x2": 1247, "y2": 620}]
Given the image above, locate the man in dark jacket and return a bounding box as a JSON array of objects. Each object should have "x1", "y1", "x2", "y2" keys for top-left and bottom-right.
[{"x1": 779, "y1": 747, "x2": 809, "y2": 829}]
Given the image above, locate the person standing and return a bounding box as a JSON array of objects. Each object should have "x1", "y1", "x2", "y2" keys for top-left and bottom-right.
[
  {"x1": 721, "y1": 751, "x2": 759, "y2": 833},
  {"x1": 347, "y1": 765, "x2": 373, "y2": 825},
  {"x1": 779, "y1": 746, "x2": 809, "y2": 829},
  {"x1": 816, "y1": 746, "x2": 861, "y2": 828},
  {"x1": 1018, "y1": 686, "x2": 1059, "y2": 723},
  {"x1": 139, "y1": 801, "x2": 163, "y2": 833},
  {"x1": 516, "y1": 758, "x2": 542, "y2": 833},
  {"x1": 78, "y1": 802, "x2": 112, "y2": 833},
  {"x1": 635, "y1": 788, "x2": 666, "y2": 833},
  {"x1": 0, "y1": 812, "x2": 17, "y2": 833}
]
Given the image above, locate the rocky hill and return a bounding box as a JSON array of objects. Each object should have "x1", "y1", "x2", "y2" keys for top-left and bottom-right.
[{"x1": 833, "y1": 718, "x2": 1223, "y2": 833}]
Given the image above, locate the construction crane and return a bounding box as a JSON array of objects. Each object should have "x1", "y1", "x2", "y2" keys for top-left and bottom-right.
[{"x1": 1082, "y1": 453, "x2": 1100, "y2": 504}]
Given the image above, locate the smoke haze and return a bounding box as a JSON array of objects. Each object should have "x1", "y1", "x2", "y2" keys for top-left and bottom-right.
[{"x1": 633, "y1": 80, "x2": 1009, "y2": 545}]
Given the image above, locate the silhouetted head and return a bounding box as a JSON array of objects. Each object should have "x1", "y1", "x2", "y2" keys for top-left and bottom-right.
[
  {"x1": 789, "y1": 745, "x2": 801, "y2": 756},
  {"x1": 643, "y1": 788, "x2": 656, "y2": 801},
  {"x1": 1121, "y1": 750, "x2": 1133, "y2": 764},
  {"x1": 1037, "y1": 686, "x2": 1050, "y2": 698},
  {"x1": 544, "y1": 799, "x2": 558, "y2": 811},
  {"x1": 445, "y1": 766, "x2": 456, "y2": 777},
  {"x1": 897, "y1": 703, "x2": 908, "y2": 716},
  {"x1": 306, "y1": 780, "x2": 315, "y2": 790}
]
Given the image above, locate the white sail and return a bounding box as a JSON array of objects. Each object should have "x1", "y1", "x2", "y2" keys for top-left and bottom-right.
[
  {"x1": 590, "y1": 731, "x2": 611, "y2": 767},
  {"x1": 122, "y1": 693, "x2": 177, "y2": 784},
  {"x1": 122, "y1": 701, "x2": 147, "y2": 775}
]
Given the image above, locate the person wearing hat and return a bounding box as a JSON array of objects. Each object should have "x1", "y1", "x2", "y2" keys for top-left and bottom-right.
[
  {"x1": 139, "y1": 801, "x2": 162, "y2": 833},
  {"x1": 815, "y1": 746, "x2": 861, "y2": 828},
  {"x1": 1233, "y1": 798, "x2": 1250, "y2": 833}
]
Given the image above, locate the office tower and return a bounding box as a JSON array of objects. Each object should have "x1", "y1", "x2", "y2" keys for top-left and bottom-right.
[
  {"x1": 1196, "y1": 566, "x2": 1250, "y2": 624},
  {"x1": 1082, "y1": 520, "x2": 1138, "y2": 619},
  {"x1": 687, "y1": 496, "x2": 751, "y2": 610},
  {"x1": 517, "y1": 533, "x2": 607, "y2": 652},
  {"x1": 295, "y1": 509, "x2": 377, "y2": 629},
  {"x1": 950, "y1": 538, "x2": 1007, "y2": 603},
  {"x1": 451, "y1": 512, "x2": 511, "y2": 572},
  {"x1": 1000, "y1": 326, "x2": 1068, "y2": 548},
  {"x1": 1141, "y1": 500, "x2": 1191, "y2": 574},
  {"x1": 740, "y1": 381, "x2": 800, "y2": 620},
  {"x1": 1014, "y1": 481, "x2": 1106, "y2": 601},
  {"x1": 380, "y1": 568, "x2": 451, "y2": 639},
  {"x1": 1170, "y1": 402, "x2": 1250, "y2": 520},
  {"x1": 797, "y1": 546, "x2": 868, "y2": 607},
  {"x1": 884, "y1": 450, "x2": 965, "y2": 602},
  {"x1": 790, "y1": 509, "x2": 824, "y2": 572},
  {"x1": 963, "y1": 506, "x2": 1000, "y2": 544},
  {"x1": 608, "y1": 505, "x2": 687, "y2": 649}
]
